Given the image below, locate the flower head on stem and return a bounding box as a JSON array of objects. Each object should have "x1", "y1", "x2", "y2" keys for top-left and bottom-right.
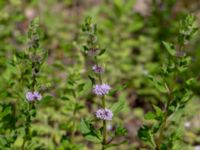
[
  {"x1": 93, "y1": 84, "x2": 111, "y2": 96},
  {"x1": 96, "y1": 108, "x2": 113, "y2": 121},
  {"x1": 26, "y1": 91, "x2": 42, "y2": 102}
]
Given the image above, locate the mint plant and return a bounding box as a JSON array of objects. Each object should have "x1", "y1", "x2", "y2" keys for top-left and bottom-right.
[
  {"x1": 17, "y1": 18, "x2": 47, "y2": 150},
  {"x1": 0, "y1": 18, "x2": 47, "y2": 150},
  {"x1": 80, "y1": 17, "x2": 127, "y2": 150},
  {"x1": 1, "y1": 2, "x2": 200, "y2": 149},
  {"x1": 20, "y1": 18, "x2": 46, "y2": 150},
  {"x1": 9, "y1": 18, "x2": 47, "y2": 150},
  {"x1": 138, "y1": 15, "x2": 198, "y2": 150}
]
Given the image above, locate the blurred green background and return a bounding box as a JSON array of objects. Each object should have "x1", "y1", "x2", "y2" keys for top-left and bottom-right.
[{"x1": 0, "y1": 0, "x2": 200, "y2": 149}]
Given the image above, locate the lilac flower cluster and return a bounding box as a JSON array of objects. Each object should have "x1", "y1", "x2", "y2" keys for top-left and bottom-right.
[
  {"x1": 93, "y1": 84, "x2": 111, "y2": 96},
  {"x1": 26, "y1": 91, "x2": 42, "y2": 102},
  {"x1": 96, "y1": 108, "x2": 113, "y2": 120},
  {"x1": 92, "y1": 65, "x2": 104, "y2": 74}
]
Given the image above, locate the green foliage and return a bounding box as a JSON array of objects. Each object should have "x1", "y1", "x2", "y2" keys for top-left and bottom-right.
[
  {"x1": 81, "y1": 16, "x2": 127, "y2": 150},
  {"x1": 0, "y1": 1, "x2": 200, "y2": 150},
  {"x1": 138, "y1": 15, "x2": 198, "y2": 150},
  {"x1": 162, "y1": 41, "x2": 176, "y2": 56},
  {"x1": 111, "y1": 98, "x2": 126, "y2": 115},
  {"x1": 80, "y1": 118, "x2": 102, "y2": 143},
  {"x1": 138, "y1": 125, "x2": 155, "y2": 148}
]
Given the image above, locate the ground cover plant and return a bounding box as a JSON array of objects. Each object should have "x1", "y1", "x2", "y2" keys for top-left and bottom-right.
[{"x1": 0, "y1": 0, "x2": 200, "y2": 150}]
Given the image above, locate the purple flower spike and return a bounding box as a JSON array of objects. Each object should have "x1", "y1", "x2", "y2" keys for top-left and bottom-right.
[
  {"x1": 92, "y1": 65, "x2": 104, "y2": 74},
  {"x1": 26, "y1": 91, "x2": 42, "y2": 102},
  {"x1": 96, "y1": 108, "x2": 113, "y2": 120},
  {"x1": 93, "y1": 84, "x2": 111, "y2": 96}
]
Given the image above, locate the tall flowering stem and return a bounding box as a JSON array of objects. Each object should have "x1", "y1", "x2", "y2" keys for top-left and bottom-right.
[
  {"x1": 20, "y1": 18, "x2": 45, "y2": 150},
  {"x1": 82, "y1": 16, "x2": 112, "y2": 149},
  {"x1": 81, "y1": 16, "x2": 126, "y2": 150},
  {"x1": 98, "y1": 65, "x2": 107, "y2": 150},
  {"x1": 94, "y1": 64, "x2": 111, "y2": 150}
]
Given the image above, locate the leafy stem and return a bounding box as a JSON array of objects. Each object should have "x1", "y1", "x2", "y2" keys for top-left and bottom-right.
[
  {"x1": 98, "y1": 68, "x2": 107, "y2": 150},
  {"x1": 102, "y1": 96, "x2": 107, "y2": 150},
  {"x1": 104, "y1": 141, "x2": 127, "y2": 149},
  {"x1": 71, "y1": 91, "x2": 78, "y2": 143},
  {"x1": 21, "y1": 102, "x2": 34, "y2": 150},
  {"x1": 155, "y1": 82, "x2": 172, "y2": 149},
  {"x1": 21, "y1": 18, "x2": 41, "y2": 150}
]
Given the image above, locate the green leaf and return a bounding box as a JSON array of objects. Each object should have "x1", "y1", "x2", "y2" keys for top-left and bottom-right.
[
  {"x1": 85, "y1": 16, "x2": 92, "y2": 25},
  {"x1": 75, "y1": 103, "x2": 84, "y2": 111},
  {"x1": 60, "y1": 96, "x2": 72, "y2": 101},
  {"x1": 0, "y1": 137, "x2": 7, "y2": 146},
  {"x1": 80, "y1": 119, "x2": 102, "y2": 143},
  {"x1": 110, "y1": 99, "x2": 126, "y2": 116},
  {"x1": 153, "y1": 105, "x2": 162, "y2": 116},
  {"x1": 98, "y1": 48, "x2": 106, "y2": 56},
  {"x1": 186, "y1": 78, "x2": 195, "y2": 86},
  {"x1": 144, "y1": 112, "x2": 156, "y2": 120},
  {"x1": 148, "y1": 75, "x2": 167, "y2": 93},
  {"x1": 128, "y1": 21, "x2": 144, "y2": 32},
  {"x1": 42, "y1": 95, "x2": 53, "y2": 101},
  {"x1": 88, "y1": 75, "x2": 95, "y2": 85},
  {"x1": 115, "y1": 126, "x2": 127, "y2": 136},
  {"x1": 77, "y1": 83, "x2": 85, "y2": 92},
  {"x1": 160, "y1": 143, "x2": 167, "y2": 150},
  {"x1": 82, "y1": 45, "x2": 89, "y2": 51},
  {"x1": 162, "y1": 41, "x2": 176, "y2": 56},
  {"x1": 2, "y1": 106, "x2": 11, "y2": 118},
  {"x1": 82, "y1": 16, "x2": 92, "y2": 32},
  {"x1": 178, "y1": 66, "x2": 187, "y2": 72},
  {"x1": 109, "y1": 83, "x2": 128, "y2": 96},
  {"x1": 138, "y1": 125, "x2": 155, "y2": 148},
  {"x1": 80, "y1": 119, "x2": 90, "y2": 134},
  {"x1": 85, "y1": 135, "x2": 101, "y2": 143},
  {"x1": 181, "y1": 90, "x2": 193, "y2": 103}
]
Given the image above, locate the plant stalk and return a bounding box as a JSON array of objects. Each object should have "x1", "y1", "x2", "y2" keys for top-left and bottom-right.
[
  {"x1": 156, "y1": 83, "x2": 172, "y2": 149},
  {"x1": 99, "y1": 73, "x2": 107, "y2": 150},
  {"x1": 71, "y1": 103, "x2": 77, "y2": 143},
  {"x1": 71, "y1": 91, "x2": 78, "y2": 143},
  {"x1": 102, "y1": 96, "x2": 107, "y2": 150}
]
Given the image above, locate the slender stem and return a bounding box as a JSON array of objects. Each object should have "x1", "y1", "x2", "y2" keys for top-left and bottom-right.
[
  {"x1": 71, "y1": 103, "x2": 77, "y2": 143},
  {"x1": 104, "y1": 141, "x2": 127, "y2": 149},
  {"x1": 156, "y1": 113, "x2": 167, "y2": 149},
  {"x1": 22, "y1": 60, "x2": 37, "y2": 149},
  {"x1": 31, "y1": 61, "x2": 36, "y2": 92},
  {"x1": 21, "y1": 103, "x2": 32, "y2": 150},
  {"x1": 21, "y1": 137, "x2": 26, "y2": 150},
  {"x1": 102, "y1": 96, "x2": 107, "y2": 150},
  {"x1": 71, "y1": 91, "x2": 78, "y2": 143},
  {"x1": 102, "y1": 120, "x2": 106, "y2": 150},
  {"x1": 21, "y1": 22, "x2": 41, "y2": 149},
  {"x1": 94, "y1": 52, "x2": 108, "y2": 149},
  {"x1": 156, "y1": 83, "x2": 172, "y2": 149},
  {"x1": 98, "y1": 73, "x2": 107, "y2": 150},
  {"x1": 155, "y1": 50, "x2": 181, "y2": 149}
]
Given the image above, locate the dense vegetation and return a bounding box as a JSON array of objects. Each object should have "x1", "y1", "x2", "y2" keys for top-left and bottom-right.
[{"x1": 0, "y1": 0, "x2": 200, "y2": 150}]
